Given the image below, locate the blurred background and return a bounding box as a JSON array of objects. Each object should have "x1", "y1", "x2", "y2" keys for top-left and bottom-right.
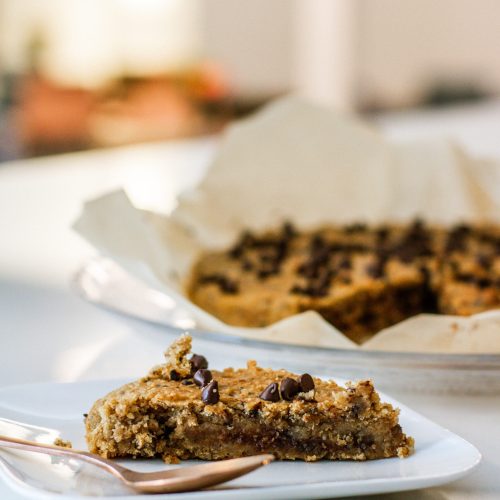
[{"x1": 1, "y1": 0, "x2": 500, "y2": 161}]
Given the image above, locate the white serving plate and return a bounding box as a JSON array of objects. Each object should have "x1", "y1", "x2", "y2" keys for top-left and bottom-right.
[{"x1": 0, "y1": 379, "x2": 480, "y2": 499}]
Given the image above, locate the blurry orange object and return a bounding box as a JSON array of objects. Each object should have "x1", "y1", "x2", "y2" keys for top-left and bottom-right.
[
  {"x1": 89, "y1": 77, "x2": 204, "y2": 146},
  {"x1": 12, "y1": 63, "x2": 233, "y2": 155},
  {"x1": 15, "y1": 77, "x2": 94, "y2": 155},
  {"x1": 186, "y1": 61, "x2": 232, "y2": 101}
]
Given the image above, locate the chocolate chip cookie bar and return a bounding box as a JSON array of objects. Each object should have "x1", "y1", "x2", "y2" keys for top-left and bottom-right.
[
  {"x1": 85, "y1": 335, "x2": 414, "y2": 462},
  {"x1": 187, "y1": 221, "x2": 500, "y2": 343}
]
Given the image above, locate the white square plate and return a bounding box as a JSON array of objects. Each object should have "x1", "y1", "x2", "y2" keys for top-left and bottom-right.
[{"x1": 0, "y1": 379, "x2": 480, "y2": 499}]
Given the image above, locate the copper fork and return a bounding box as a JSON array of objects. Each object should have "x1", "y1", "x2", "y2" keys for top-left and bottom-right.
[{"x1": 0, "y1": 434, "x2": 274, "y2": 494}]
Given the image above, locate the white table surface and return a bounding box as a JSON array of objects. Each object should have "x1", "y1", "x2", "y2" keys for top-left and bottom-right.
[{"x1": 1, "y1": 101, "x2": 500, "y2": 499}]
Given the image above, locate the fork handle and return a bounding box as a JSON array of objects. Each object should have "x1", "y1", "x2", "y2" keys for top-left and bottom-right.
[{"x1": 0, "y1": 434, "x2": 127, "y2": 479}]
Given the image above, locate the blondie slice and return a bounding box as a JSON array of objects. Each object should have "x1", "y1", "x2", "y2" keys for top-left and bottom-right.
[{"x1": 85, "y1": 335, "x2": 414, "y2": 462}]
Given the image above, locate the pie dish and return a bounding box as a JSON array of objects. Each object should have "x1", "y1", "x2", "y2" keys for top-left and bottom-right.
[
  {"x1": 188, "y1": 220, "x2": 500, "y2": 343},
  {"x1": 85, "y1": 334, "x2": 413, "y2": 462}
]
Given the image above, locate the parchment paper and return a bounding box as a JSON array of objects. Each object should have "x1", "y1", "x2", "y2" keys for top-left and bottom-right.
[{"x1": 73, "y1": 97, "x2": 500, "y2": 353}]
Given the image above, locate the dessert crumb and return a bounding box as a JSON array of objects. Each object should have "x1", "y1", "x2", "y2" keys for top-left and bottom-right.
[
  {"x1": 54, "y1": 437, "x2": 72, "y2": 448},
  {"x1": 162, "y1": 454, "x2": 181, "y2": 464}
]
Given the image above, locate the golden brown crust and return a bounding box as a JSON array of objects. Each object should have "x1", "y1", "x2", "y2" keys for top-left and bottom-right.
[{"x1": 86, "y1": 335, "x2": 413, "y2": 462}]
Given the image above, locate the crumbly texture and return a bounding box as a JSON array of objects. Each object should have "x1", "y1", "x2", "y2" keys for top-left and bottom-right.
[
  {"x1": 53, "y1": 437, "x2": 72, "y2": 448},
  {"x1": 86, "y1": 336, "x2": 413, "y2": 462},
  {"x1": 187, "y1": 221, "x2": 500, "y2": 343},
  {"x1": 148, "y1": 332, "x2": 193, "y2": 380}
]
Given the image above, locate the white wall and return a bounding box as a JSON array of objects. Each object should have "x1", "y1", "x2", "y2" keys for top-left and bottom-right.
[
  {"x1": 202, "y1": 0, "x2": 294, "y2": 99},
  {"x1": 201, "y1": 0, "x2": 500, "y2": 108},
  {"x1": 356, "y1": 0, "x2": 500, "y2": 108}
]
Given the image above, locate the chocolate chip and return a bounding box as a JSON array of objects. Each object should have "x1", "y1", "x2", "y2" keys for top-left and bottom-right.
[
  {"x1": 190, "y1": 354, "x2": 208, "y2": 373},
  {"x1": 477, "y1": 231, "x2": 495, "y2": 244},
  {"x1": 199, "y1": 274, "x2": 221, "y2": 285},
  {"x1": 311, "y1": 246, "x2": 331, "y2": 264},
  {"x1": 290, "y1": 284, "x2": 307, "y2": 295},
  {"x1": 394, "y1": 237, "x2": 432, "y2": 262},
  {"x1": 337, "y1": 256, "x2": 352, "y2": 270},
  {"x1": 446, "y1": 238, "x2": 465, "y2": 253},
  {"x1": 259, "y1": 382, "x2": 280, "y2": 402},
  {"x1": 199, "y1": 274, "x2": 239, "y2": 294},
  {"x1": 359, "y1": 310, "x2": 376, "y2": 324},
  {"x1": 297, "y1": 261, "x2": 320, "y2": 279},
  {"x1": 201, "y1": 380, "x2": 219, "y2": 404},
  {"x1": 376, "y1": 227, "x2": 389, "y2": 242},
  {"x1": 250, "y1": 233, "x2": 290, "y2": 279},
  {"x1": 453, "y1": 223, "x2": 471, "y2": 235},
  {"x1": 358, "y1": 434, "x2": 375, "y2": 450},
  {"x1": 169, "y1": 370, "x2": 181, "y2": 381},
  {"x1": 318, "y1": 268, "x2": 334, "y2": 285},
  {"x1": 229, "y1": 231, "x2": 255, "y2": 258},
  {"x1": 456, "y1": 273, "x2": 476, "y2": 284},
  {"x1": 476, "y1": 277, "x2": 492, "y2": 289},
  {"x1": 390, "y1": 220, "x2": 432, "y2": 262},
  {"x1": 181, "y1": 379, "x2": 194, "y2": 386},
  {"x1": 311, "y1": 233, "x2": 326, "y2": 248},
  {"x1": 260, "y1": 253, "x2": 276, "y2": 264},
  {"x1": 280, "y1": 377, "x2": 299, "y2": 401},
  {"x1": 194, "y1": 369, "x2": 213, "y2": 387},
  {"x1": 351, "y1": 401, "x2": 366, "y2": 417},
  {"x1": 476, "y1": 254, "x2": 491, "y2": 269},
  {"x1": 257, "y1": 268, "x2": 278, "y2": 279},
  {"x1": 252, "y1": 236, "x2": 280, "y2": 249},
  {"x1": 83, "y1": 413, "x2": 88, "y2": 419},
  {"x1": 229, "y1": 246, "x2": 243, "y2": 259},
  {"x1": 446, "y1": 226, "x2": 468, "y2": 253},
  {"x1": 290, "y1": 283, "x2": 329, "y2": 297},
  {"x1": 344, "y1": 223, "x2": 367, "y2": 233},
  {"x1": 454, "y1": 273, "x2": 492, "y2": 289},
  {"x1": 241, "y1": 259, "x2": 254, "y2": 271},
  {"x1": 419, "y1": 265, "x2": 430, "y2": 280},
  {"x1": 394, "y1": 250, "x2": 414, "y2": 263},
  {"x1": 240, "y1": 230, "x2": 255, "y2": 246},
  {"x1": 282, "y1": 221, "x2": 297, "y2": 239},
  {"x1": 298, "y1": 373, "x2": 315, "y2": 393},
  {"x1": 366, "y1": 261, "x2": 385, "y2": 279},
  {"x1": 339, "y1": 243, "x2": 369, "y2": 252},
  {"x1": 275, "y1": 239, "x2": 288, "y2": 261},
  {"x1": 219, "y1": 277, "x2": 239, "y2": 294},
  {"x1": 410, "y1": 218, "x2": 425, "y2": 232}
]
